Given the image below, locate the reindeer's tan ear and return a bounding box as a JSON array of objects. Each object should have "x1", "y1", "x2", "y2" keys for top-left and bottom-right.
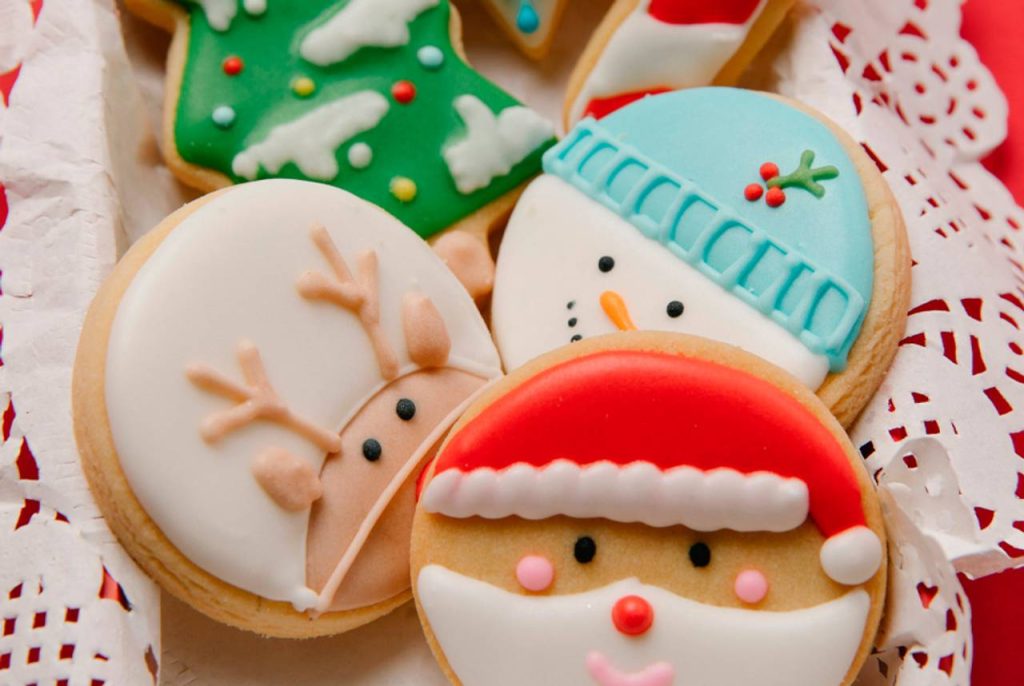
[
  {"x1": 402, "y1": 292, "x2": 451, "y2": 368},
  {"x1": 432, "y1": 231, "x2": 495, "y2": 300}
]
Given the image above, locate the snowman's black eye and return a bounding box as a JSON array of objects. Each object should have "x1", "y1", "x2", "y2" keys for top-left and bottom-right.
[
  {"x1": 395, "y1": 398, "x2": 416, "y2": 421},
  {"x1": 689, "y1": 542, "x2": 711, "y2": 568},
  {"x1": 598, "y1": 256, "x2": 615, "y2": 273},
  {"x1": 574, "y1": 536, "x2": 597, "y2": 563},
  {"x1": 666, "y1": 301, "x2": 684, "y2": 318},
  {"x1": 362, "y1": 438, "x2": 382, "y2": 462}
]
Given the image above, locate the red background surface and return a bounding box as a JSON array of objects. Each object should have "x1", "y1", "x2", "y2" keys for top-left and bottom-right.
[{"x1": 960, "y1": 2, "x2": 1024, "y2": 684}]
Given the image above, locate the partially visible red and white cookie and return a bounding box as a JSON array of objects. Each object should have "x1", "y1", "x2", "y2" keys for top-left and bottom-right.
[
  {"x1": 73, "y1": 179, "x2": 502, "y2": 637},
  {"x1": 564, "y1": 0, "x2": 796, "y2": 127},
  {"x1": 412, "y1": 332, "x2": 887, "y2": 686}
]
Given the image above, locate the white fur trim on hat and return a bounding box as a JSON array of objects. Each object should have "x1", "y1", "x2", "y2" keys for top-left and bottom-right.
[
  {"x1": 819, "y1": 526, "x2": 883, "y2": 585},
  {"x1": 422, "y1": 460, "x2": 810, "y2": 533}
]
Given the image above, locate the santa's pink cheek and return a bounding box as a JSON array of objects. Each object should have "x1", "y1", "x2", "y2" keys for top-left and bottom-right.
[
  {"x1": 516, "y1": 555, "x2": 555, "y2": 592},
  {"x1": 734, "y1": 569, "x2": 769, "y2": 604}
]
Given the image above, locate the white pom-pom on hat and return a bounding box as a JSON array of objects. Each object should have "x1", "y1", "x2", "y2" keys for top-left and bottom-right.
[{"x1": 820, "y1": 526, "x2": 884, "y2": 586}]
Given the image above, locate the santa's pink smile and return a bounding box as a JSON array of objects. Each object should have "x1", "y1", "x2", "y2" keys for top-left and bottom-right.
[{"x1": 586, "y1": 651, "x2": 674, "y2": 686}]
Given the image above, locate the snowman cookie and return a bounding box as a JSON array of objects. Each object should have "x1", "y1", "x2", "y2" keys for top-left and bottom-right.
[
  {"x1": 126, "y1": 0, "x2": 555, "y2": 294},
  {"x1": 565, "y1": 0, "x2": 796, "y2": 127},
  {"x1": 492, "y1": 88, "x2": 910, "y2": 427},
  {"x1": 73, "y1": 180, "x2": 502, "y2": 637},
  {"x1": 412, "y1": 332, "x2": 887, "y2": 686}
]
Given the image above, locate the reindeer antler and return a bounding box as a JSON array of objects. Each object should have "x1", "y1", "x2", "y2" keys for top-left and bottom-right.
[
  {"x1": 297, "y1": 224, "x2": 400, "y2": 380},
  {"x1": 186, "y1": 339, "x2": 342, "y2": 453}
]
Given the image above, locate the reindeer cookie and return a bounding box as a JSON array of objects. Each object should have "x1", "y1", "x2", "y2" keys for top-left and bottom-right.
[
  {"x1": 126, "y1": 0, "x2": 555, "y2": 295},
  {"x1": 564, "y1": 0, "x2": 796, "y2": 127},
  {"x1": 73, "y1": 180, "x2": 502, "y2": 637},
  {"x1": 412, "y1": 332, "x2": 887, "y2": 686},
  {"x1": 492, "y1": 88, "x2": 911, "y2": 426}
]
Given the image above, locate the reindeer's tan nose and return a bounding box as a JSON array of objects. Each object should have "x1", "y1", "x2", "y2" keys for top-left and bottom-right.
[{"x1": 600, "y1": 290, "x2": 638, "y2": 332}]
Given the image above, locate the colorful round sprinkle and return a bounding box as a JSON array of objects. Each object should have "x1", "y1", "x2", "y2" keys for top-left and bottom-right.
[
  {"x1": 222, "y1": 56, "x2": 244, "y2": 76},
  {"x1": 766, "y1": 187, "x2": 786, "y2": 208},
  {"x1": 759, "y1": 162, "x2": 780, "y2": 181},
  {"x1": 744, "y1": 183, "x2": 763, "y2": 202},
  {"x1": 243, "y1": 0, "x2": 266, "y2": 15},
  {"x1": 348, "y1": 143, "x2": 373, "y2": 169},
  {"x1": 291, "y1": 76, "x2": 316, "y2": 97},
  {"x1": 417, "y1": 45, "x2": 444, "y2": 70},
  {"x1": 390, "y1": 177, "x2": 417, "y2": 203},
  {"x1": 516, "y1": 1, "x2": 540, "y2": 34},
  {"x1": 211, "y1": 105, "x2": 236, "y2": 129},
  {"x1": 392, "y1": 80, "x2": 416, "y2": 104}
]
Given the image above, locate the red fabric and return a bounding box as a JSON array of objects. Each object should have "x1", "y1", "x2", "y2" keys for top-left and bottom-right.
[
  {"x1": 960, "y1": 3, "x2": 1024, "y2": 684},
  {"x1": 432, "y1": 350, "x2": 867, "y2": 538}
]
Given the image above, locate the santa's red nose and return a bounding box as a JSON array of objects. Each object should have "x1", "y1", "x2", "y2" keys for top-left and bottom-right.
[{"x1": 611, "y1": 595, "x2": 654, "y2": 636}]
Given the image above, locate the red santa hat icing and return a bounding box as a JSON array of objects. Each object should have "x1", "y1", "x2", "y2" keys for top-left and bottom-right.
[{"x1": 421, "y1": 349, "x2": 883, "y2": 586}]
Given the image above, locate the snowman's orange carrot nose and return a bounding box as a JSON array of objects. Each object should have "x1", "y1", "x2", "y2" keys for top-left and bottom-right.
[{"x1": 600, "y1": 290, "x2": 637, "y2": 331}]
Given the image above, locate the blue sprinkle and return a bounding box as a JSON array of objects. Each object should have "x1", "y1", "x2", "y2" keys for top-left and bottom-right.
[
  {"x1": 417, "y1": 45, "x2": 444, "y2": 70},
  {"x1": 212, "y1": 105, "x2": 236, "y2": 129},
  {"x1": 516, "y1": 0, "x2": 540, "y2": 34}
]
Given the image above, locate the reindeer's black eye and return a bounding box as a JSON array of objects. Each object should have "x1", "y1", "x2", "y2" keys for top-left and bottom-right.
[
  {"x1": 574, "y1": 536, "x2": 597, "y2": 563},
  {"x1": 395, "y1": 398, "x2": 416, "y2": 421},
  {"x1": 666, "y1": 301, "x2": 684, "y2": 318},
  {"x1": 362, "y1": 438, "x2": 382, "y2": 462},
  {"x1": 689, "y1": 542, "x2": 711, "y2": 568},
  {"x1": 598, "y1": 256, "x2": 615, "y2": 273}
]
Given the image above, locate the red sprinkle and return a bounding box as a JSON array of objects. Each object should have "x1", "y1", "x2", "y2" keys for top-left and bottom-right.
[
  {"x1": 392, "y1": 80, "x2": 416, "y2": 104},
  {"x1": 766, "y1": 187, "x2": 786, "y2": 207},
  {"x1": 744, "y1": 183, "x2": 764, "y2": 202},
  {"x1": 759, "y1": 162, "x2": 780, "y2": 181},
  {"x1": 222, "y1": 56, "x2": 244, "y2": 76}
]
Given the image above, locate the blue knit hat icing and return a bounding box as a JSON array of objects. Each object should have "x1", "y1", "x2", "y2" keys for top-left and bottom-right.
[{"x1": 542, "y1": 88, "x2": 874, "y2": 372}]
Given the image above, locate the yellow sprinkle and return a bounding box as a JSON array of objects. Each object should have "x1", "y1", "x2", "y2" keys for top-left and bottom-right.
[
  {"x1": 291, "y1": 76, "x2": 316, "y2": 97},
  {"x1": 390, "y1": 177, "x2": 417, "y2": 203}
]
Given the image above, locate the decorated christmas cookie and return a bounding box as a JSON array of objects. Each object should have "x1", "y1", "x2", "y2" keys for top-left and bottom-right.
[
  {"x1": 476, "y1": 0, "x2": 570, "y2": 60},
  {"x1": 72, "y1": 180, "x2": 502, "y2": 637},
  {"x1": 564, "y1": 0, "x2": 796, "y2": 127},
  {"x1": 412, "y1": 332, "x2": 887, "y2": 686},
  {"x1": 126, "y1": 0, "x2": 556, "y2": 291},
  {"x1": 492, "y1": 88, "x2": 910, "y2": 426}
]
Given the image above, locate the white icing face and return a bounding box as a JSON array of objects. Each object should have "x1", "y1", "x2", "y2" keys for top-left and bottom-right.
[
  {"x1": 492, "y1": 176, "x2": 830, "y2": 387},
  {"x1": 104, "y1": 180, "x2": 501, "y2": 610},
  {"x1": 418, "y1": 565, "x2": 869, "y2": 686}
]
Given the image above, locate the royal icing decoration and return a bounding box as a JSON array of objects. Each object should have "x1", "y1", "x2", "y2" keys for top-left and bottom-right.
[
  {"x1": 442, "y1": 95, "x2": 555, "y2": 195},
  {"x1": 232, "y1": 91, "x2": 390, "y2": 182},
  {"x1": 417, "y1": 568, "x2": 870, "y2": 686},
  {"x1": 492, "y1": 88, "x2": 873, "y2": 389},
  {"x1": 104, "y1": 180, "x2": 501, "y2": 612},
  {"x1": 476, "y1": 0, "x2": 568, "y2": 59},
  {"x1": 163, "y1": 0, "x2": 555, "y2": 238},
  {"x1": 568, "y1": 0, "x2": 769, "y2": 124}
]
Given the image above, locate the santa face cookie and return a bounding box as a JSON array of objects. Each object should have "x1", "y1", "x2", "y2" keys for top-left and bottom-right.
[
  {"x1": 412, "y1": 333, "x2": 887, "y2": 686},
  {"x1": 126, "y1": 0, "x2": 555, "y2": 285},
  {"x1": 73, "y1": 179, "x2": 502, "y2": 637},
  {"x1": 492, "y1": 88, "x2": 910, "y2": 426},
  {"x1": 564, "y1": 0, "x2": 796, "y2": 127}
]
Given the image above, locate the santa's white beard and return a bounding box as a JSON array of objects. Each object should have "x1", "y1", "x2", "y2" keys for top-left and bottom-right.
[{"x1": 417, "y1": 565, "x2": 870, "y2": 686}]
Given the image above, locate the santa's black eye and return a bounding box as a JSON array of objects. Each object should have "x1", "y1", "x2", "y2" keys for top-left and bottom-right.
[
  {"x1": 395, "y1": 398, "x2": 416, "y2": 421},
  {"x1": 574, "y1": 536, "x2": 597, "y2": 563},
  {"x1": 362, "y1": 438, "x2": 382, "y2": 462},
  {"x1": 689, "y1": 542, "x2": 711, "y2": 568},
  {"x1": 666, "y1": 301, "x2": 684, "y2": 318},
  {"x1": 598, "y1": 256, "x2": 615, "y2": 273}
]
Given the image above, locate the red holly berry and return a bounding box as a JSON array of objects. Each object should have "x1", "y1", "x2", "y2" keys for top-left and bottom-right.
[
  {"x1": 744, "y1": 183, "x2": 764, "y2": 202},
  {"x1": 392, "y1": 80, "x2": 416, "y2": 104},
  {"x1": 766, "y1": 187, "x2": 786, "y2": 207},
  {"x1": 222, "y1": 56, "x2": 244, "y2": 76},
  {"x1": 759, "y1": 162, "x2": 780, "y2": 181}
]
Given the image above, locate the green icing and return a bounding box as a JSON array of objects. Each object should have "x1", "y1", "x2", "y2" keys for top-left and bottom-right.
[
  {"x1": 172, "y1": 0, "x2": 555, "y2": 238},
  {"x1": 767, "y1": 150, "x2": 839, "y2": 199}
]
